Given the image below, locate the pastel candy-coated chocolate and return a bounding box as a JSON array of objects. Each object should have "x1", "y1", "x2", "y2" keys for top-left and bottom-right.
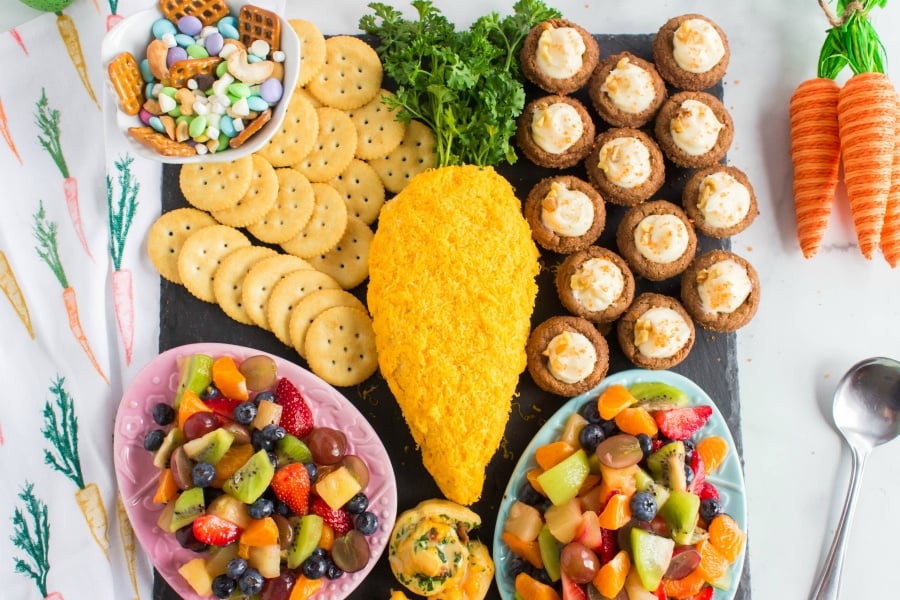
[
  {"x1": 259, "y1": 78, "x2": 283, "y2": 104},
  {"x1": 177, "y1": 15, "x2": 203, "y2": 37},
  {"x1": 151, "y1": 18, "x2": 176, "y2": 39},
  {"x1": 205, "y1": 32, "x2": 224, "y2": 56},
  {"x1": 139, "y1": 59, "x2": 154, "y2": 83},
  {"x1": 186, "y1": 44, "x2": 209, "y2": 59},
  {"x1": 247, "y1": 95, "x2": 268, "y2": 112},
  {"x1": 166, "y1": 46, "x2": 188, "y2": 68}
]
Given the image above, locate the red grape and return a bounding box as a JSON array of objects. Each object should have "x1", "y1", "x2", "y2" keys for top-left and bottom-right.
[
  {"x1": 182, "y1": 411, "x2": 219, "y2": 441},
  {"x1": 307, "y1": 427, "x2": 347, "y2": 465},
  {"x1": 560, "y1": 542, "x2": 599, "y2": 584}
]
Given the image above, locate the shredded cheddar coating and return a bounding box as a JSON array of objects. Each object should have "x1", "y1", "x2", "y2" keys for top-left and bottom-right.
[{"x1": 367, "y1": 166, "x2": 540, "y2": 505}]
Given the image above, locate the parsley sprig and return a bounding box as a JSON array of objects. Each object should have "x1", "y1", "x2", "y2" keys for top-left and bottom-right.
[{"x1": 359, "y1": 0, "x2": 561, "y2": 167}]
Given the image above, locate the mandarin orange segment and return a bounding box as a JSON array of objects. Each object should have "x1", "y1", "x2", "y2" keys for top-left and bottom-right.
[
  {"x1": 593, "y1": 549, "x2": 630, "y2": 598},
  {"x1": 212, "y1": 355, "x2": 250, "y2": 401},
  {"x1": 177, "y1": 389, "x2": 213, "y2": 430},
  {"x1": 319, "y1": 523, "x2": 335, "y2": 551},
  {"x1": 526, "y1": 468, "x2": 546, "y2": 496},
  {"x1": 502, "y1": 530, "x2": 544, "y2": 569},
  {"x1": 153, "y1": 468, "x2": 179, "y2": 504},
  {"x1": 288, "y1": 574, "x2": 324, "y2": 599},
  {"x1": 213, "y1": 444, "x2": 256, "y2": 487},
  {"x1": 598, "y1": 492, "x2": 632, "y2": 529},
  {"x1": 240, "y1": 516, "x2": 279, "y2": 547},
  {"x1": 597, "y1": 384, "x2": 638, "y2": 420},
  {"x1": 696, "y1": 435, "x2": 729, "y2": 473},
  {"x1": 708, "y1": 514, "x2": 746, "y2": 562},
  {"x1": 515, "y1": 572, "x2": 561, "y2": 600},
  {"x1": 663, "y1": 569, "x2": 707, "y2": 599},
  {"x1": 535, "y1": 440, "x2": 577, "y2": 470},
  {"x1": 614, "y1": 406, "x2": 659, "y2": 437},
  {"x1": 695, "y1": 537, "x2": 730, "y2": 584}
]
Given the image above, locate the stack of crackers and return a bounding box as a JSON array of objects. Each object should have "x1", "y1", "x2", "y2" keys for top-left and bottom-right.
[{"x1": 147, "y1": 20, "x2": 438, "y2": 387}]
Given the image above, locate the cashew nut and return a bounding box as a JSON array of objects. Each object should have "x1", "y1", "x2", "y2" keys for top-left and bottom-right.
[
  {"x1": 174, "y1": 88, "x2": 195, "y2": 116},
  {"x1": 226, "y1": 49, "x2": 275, "y2": 85},
  {"x1": 146, "y1": 39, "x2": 169, "y2": 81}
]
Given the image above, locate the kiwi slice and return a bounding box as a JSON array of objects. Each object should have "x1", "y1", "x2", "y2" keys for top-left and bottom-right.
[
  {"x1": 275, "y1": 434, "x2": 313, "y2": 465},
  {"x1": 287, "y1": 514, "x2": 324, "y2": 569},
  {"x1": 173, "y1": 354, "x2": 214, "y2": 409},
  {"x1": 646, "y1": 441, "x2": 686, "y2": 491},
  {"x1": 223, "y1": 449, "x2": 274, "y2": 504},
  {"x1": 152, "y1": 427, "x2": 185, "y2": 469},
  {"x1": 634, "y1": 467, "x2": 670, "y2": 508},
  {"x1": 168, "y1": 487, "x2": 205, "y2": 532},
  {"x1": 628, "y1": 382, "x2": 689, "y2": 411},
  {"x1": 183, "y1": 428, "x2": 235, "y2": 465}
]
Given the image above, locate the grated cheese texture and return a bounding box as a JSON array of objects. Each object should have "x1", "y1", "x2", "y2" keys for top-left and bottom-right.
[{"x1": 367, "y1": 165, "x2": 540, "y2": 505}]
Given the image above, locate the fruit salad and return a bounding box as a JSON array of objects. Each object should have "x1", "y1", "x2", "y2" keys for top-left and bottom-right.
[
  {"x1": 141, "y1": 352, "x2": 382, "y2": 599},
  {"x1": 498, "y1": 378, "x2": 746, "y2": 600}
]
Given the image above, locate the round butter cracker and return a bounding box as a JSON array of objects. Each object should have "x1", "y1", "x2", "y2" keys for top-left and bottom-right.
[
  {"x1": 289, "y1": 288, "x2": 365, "y2": 359},
  {"x1": 369, "y1": 119, "x2": 437, "y2": 194},
  {"x1": 329, "y1": 158, "x2": 385, "y2": 225},
  {"x1": 179, "y1": 156, "x2": 254, "y2": 211},
  {"x1": 176, "y1": 225, "x2": 251, "y2": 303},
  {"x1": 304, "y1": 305, "x2": 378, "y2": 387},
  {"x1": 306, "y1": 36, "x2": 383, "y2": 110},
  {"x1": 265, "y1": 269, "x2": 342, "y2": 346},
  {"x1": 256, "y1": 91, "x2": 319, "y2": 167},
  {"x1": 280, "y1": 182, "x2": 349, "y2": 258},
  {"x1": 289, "y1": 19, "x2": 326, "y2": 87},
  {"x1": 307, "y1": 215, "x2": 373, "y2": 290},
  {"x1": 213, "y1": 245, "x2": 278, "y2": 325},
  {"x1": 347, "y1": 89, "x2": 406, "y2": 160},
  {"x1": 241, "y1": 253, "x2": 314, "y2": 330},
  {"x1": 294, "y1": 107, "x2": 358, "y2": 183},
  {"x1": 246, "y1": 168, "x2": 316, "y2": 245},
  {"x1": 211, "y1": 154, "x2": 279, "y2": 227},
  {"x1": 147, "y1": 208, "x2": 218, "y2": 284}
]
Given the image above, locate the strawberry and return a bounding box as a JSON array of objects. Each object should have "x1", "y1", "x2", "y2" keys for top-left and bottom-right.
[
  {"x1": 270, "y1": 462, "x2": 310, "y2": 516},
  {"x1": 689, "y1": 586, "x2": 713, "y2": 600},
  {"x1": 561, "y1": 571, "x2": 588, "y2": 600},
  {"x1": 597, "y1": 527, "x2": 617, "y2": 564},
  {"x1": 653, "y1": 406, "x2": 713, "y2": 440},
  {"x1": 655, "y1": 582, "x2": 669, "y2": 599},
  {"x1": 688, "y1": 448, "x2": 706, "y2": 494},
  {"x1": 696, "y1": 480, "x2": 720, "y2": 501},
  {"x1": 192, "y1": 514, "x2": 242, "y2": 546},
  {"x1": 310, "y1": 497, "x2": 353, "y2": 536},
  {"x1": 275, "y1": 377, "x2": 314, "y2": 438},
  {"x1": 203, "y1": 397, "x2": 243, "y2": 422}
]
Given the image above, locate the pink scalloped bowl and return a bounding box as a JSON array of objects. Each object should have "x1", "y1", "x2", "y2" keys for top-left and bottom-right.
[{"x1": 113, "y1": 342, "x2": 397, "y2": 599}]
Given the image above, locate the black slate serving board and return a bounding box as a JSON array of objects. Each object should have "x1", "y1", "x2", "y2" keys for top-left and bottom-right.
[{"x1": 154, "y1": 33, "x2": 750, "y2": 600}]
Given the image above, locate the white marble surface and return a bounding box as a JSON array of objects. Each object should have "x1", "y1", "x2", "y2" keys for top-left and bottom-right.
[{"x1": 5, "y1": 1, "x2": 900, "y2": 599}]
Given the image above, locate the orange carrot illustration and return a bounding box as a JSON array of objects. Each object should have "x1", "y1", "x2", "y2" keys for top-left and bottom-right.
[
  {"x1": 32, "y1": 203, "x2": 109, "y2": 385},
  {"x1": 55, "y1": 11, "x2": 100, "y2": 110},
  {"x1": 35, "y1": 89, "x2": 94, "y2": 262},
  {"x1": 42, "y1": 376, "x2": 111, "y2": 560},
  {"x1": 9, "y1": 28, "x2": 28, "y2": 55},
  {"x1": 107, "y1": 154, "x2": 139, "y2": 364},
  {"x1": 0, "y1": 98, "x2": 24, "y2": 164},
  {"x1": 0, "y1": 250, "x2": 34, "y2": 338}
]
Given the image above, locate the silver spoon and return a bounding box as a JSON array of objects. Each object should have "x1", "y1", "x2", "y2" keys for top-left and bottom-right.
[{"x1": 810, "y1": 357, "x2": 900, "y2": 600}]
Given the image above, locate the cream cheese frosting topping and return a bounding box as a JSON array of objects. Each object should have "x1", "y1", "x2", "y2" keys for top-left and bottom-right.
[
  {"x1": 634, "y1": 307, "x2": 691, "y2": 358},
  {"x1": 697, "y1": 171, "x2": 751, "y2": 228},
  {"x1": 543, "y1": 330, "x2": 597, "y2": 383},
  {"x1": 634, "y1": 214, "x2": 690, "y2": 264},
  {"x1": 597, "y1": 137, "x2": 652, "y2": 188},
  {"x1": 541, "y1": 182, "x2": 594, "y2": 237},
  {"x1": 536, "y1": 25, "x2": 587, "y2": 79},
  {"x1": 601, "y1": 57, "x2": 656, "y2": 114},
  {"x1": 697, "y1": 259, "x2": 752, "y2": 314},
  {"x1": 670, "y1": 98, "x2": 723, "y2": 156},
  {"x1": 570, "y1": 257, "x2": 625, "y2": 312},
  {"x1": 672, "y1": 18, "x2": 725, "y2": 73},
  {"x1": 532, "y1": 102, "x2": 584, "y2": 154}
]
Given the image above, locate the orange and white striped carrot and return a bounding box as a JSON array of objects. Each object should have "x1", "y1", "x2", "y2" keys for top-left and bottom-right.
[{"x1": 881, "y1": 98, "x2": 900, "y2": 267}]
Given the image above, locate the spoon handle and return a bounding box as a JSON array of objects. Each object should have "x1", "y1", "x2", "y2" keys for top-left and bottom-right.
[{"x1": 810, "y1": 446, "x2": 868, "y2": 600}]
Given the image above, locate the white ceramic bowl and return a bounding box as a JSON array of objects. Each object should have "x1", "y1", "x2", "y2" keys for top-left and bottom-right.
[{"x1": 101, "y1": 3, "x2": 299, "y2": 164}]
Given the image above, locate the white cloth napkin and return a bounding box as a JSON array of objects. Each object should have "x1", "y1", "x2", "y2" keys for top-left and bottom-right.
[{"x1": 0, "y1": 1, "x2": 281, "y2": 598}]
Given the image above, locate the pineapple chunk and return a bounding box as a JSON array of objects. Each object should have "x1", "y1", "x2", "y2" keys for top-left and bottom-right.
[
  {"x1": 178, "y1": 557, "x2": 213, "y2": 596},
  {"x1": 315, "y1": 466, "x2": 363, "y2": 509}
]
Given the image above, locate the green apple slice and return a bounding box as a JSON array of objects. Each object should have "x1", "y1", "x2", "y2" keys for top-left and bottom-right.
[
  {"x1": 658, "y1": 489, "x2": 701, "y2": 545},
  {"x1": 630, "y1": 527, "x2": 675, "y2": 591},
  {"x1": 536, "y1": 448, "x2": 590, "y2": 506}
]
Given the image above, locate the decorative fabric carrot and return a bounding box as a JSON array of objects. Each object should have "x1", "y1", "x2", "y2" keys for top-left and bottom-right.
[
  {"x1": 106, "y1": 0, "x2": 122, "y2": 31},
  {"x1": 35, "y1": 89, "x2": 93, "y2": 262},
  {"x1": 9, "y1": 27, "x2": 28, "y2": 55},
  {"x1": 0, "y1": 97, "x2": 24, "y2": 164},
  {"x1": 10, "y1": 482, "x2": 60, "y2": 599},
  {"x1": 107, "y1": 155, "x2": 139, "y2": 365},
  {"x1": 41, "y1": 376, "x2": 111, "y2": 561},
  {"x1": 32, "y1": 202, "x2": 109, "y2": 385},
  {"x1": 0, "y1": 249, "x2": 34, "y2": 338},
  {"x1": 115, "y1": 495, "x2": 140, "y2": 599},
  {"x1": 880, "y1": 96, "x2": 900, "y2": 266},
  {"x1": 56, "y1": 11, "x2": 100, "y2": 109}
]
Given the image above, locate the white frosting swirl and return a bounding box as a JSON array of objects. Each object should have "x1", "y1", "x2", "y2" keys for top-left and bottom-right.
[
  {"x1": 697, "y1": 171, "x2": 751, "y2": 228},
  {"x1": 540, "y1": 182, "x2": 594, "y2": 237},
  {"x1": 569, "y1": 257, "x2": 625, "y2": 312},
  {"x1": 536, "y1": 26, "x2": 587, "y2": 79},
  {"x1": 672, "y1": 18, "x2": 725, "y2": 73},
  {"x1": 634, "y1": 214, "x2": 690, "y2": 264},
  {"x1": 543, "y1": 330, "x2": 597, "y2": 384},
  {"x1": 597, "y1": 137, "x2": 652, "y2": 188},
  {"x1": 532, "y1": 102, "x2": 584, "y2": 155},
  {"x1": 634, "y1": 307, "x2": 691, "y2": 358},
  {"x1": 601, "y1": 57, "x2": 656, "y2": 114},
  {"x1": 697, "y1": 259, "x2": 752, "y2": 314},
  {"x1": 670, "y1": 98, "x2": 723, "y2": 156}
]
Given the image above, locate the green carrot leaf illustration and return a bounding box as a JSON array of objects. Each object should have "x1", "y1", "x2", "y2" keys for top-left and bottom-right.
[
  {"x1": 33, "y1": 202, "x2": 67, "y2": 289},
  {"x1": 41, "y1": 375, "x2": 84, "y2": 489},
  {"x1": 107, "y1": 154, "x2": 139, "y2": 272},
  {"x1": 10, "y1": 482, "x2": 50, "y2": 598},
  {"x1": 34, "y1": 89, "x2": 68, "y2": 179}
]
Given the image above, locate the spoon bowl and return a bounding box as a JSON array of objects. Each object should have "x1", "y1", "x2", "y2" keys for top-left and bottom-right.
[{"x1": 810, "y1": 357, "x2": 900, "y2": 600}]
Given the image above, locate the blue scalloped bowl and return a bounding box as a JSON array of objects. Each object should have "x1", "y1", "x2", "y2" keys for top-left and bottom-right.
[{"x1": 493, "y1": 369, "x2": 747, "y2": 599}]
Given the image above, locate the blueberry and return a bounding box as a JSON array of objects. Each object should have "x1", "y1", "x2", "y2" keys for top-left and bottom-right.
[
  {"x1": 151, "y1": 403, "x2": 175, "y2": 426},
  {"x1": 699, "y1": 498, "x2": 725, "y2": 523},
  {"x1": 175, "y1": 524, "x2": 208, "y2": 552},
  {"x1": 325, "y1": 560, "x2": 343, "y2": 580},
  {"x1": 225, "y1": 557, "x2": 248, "y2": 580},
  {"x1": 345, "y1": 493, "x2": 369, "y2": 514},
  {"x1": 312, "y1": 547, "x2": 327, "y2": 558},
  {"x1": 262, "y1": 423, "x2": 286, "y2": 442},
  {"x1": 580, "y1": 401, "x2": 602, "y2": 423},
  {"x1": 684, "y1": 464, "x2": 695, "y2": 486},
  {"x1": 578, "y1": 423, "x2": 605, "y2": 453},
  {"x1": 200, "y1": 384, "x2": 222, "y2": 400},
  {"x1": 355, "y1": 511, "x2": 379, "y2": 535},
  {"x1": 251, "y1": 429, "x2": 274, "y2": 452},
  {"x1": 508, "y1": 556, "x2": 528, "y2": 577},
  {"x1": 273, "y1": 499, "x2": 290, "y2": 516},
  {"x1": 630, "y1": 491, "x2": 658, "y2": 521},
  {"x1": 302, "y1": 554, "x2": 328, "y2": 579},
  {"x1": 191, "y1": 461, "x2": 216, "y2": 487},
  {"x1": 238, "y1": 568, "x2": 264, "y2": 594},
  {"x1": 143, "y1": 429, "x2": 165, "y2": 452},
  {"x1": 599, "y1": 419, "x2": 619, "y2": 437},
  {"x1": 211, "y1": 574, "x2": 236, "y2": 599},
  {"x1": 255, "y1": 391, "x2": 275, "y2": 404},
  {"x1": 304, "y1": 462, "x2": 318, "y2": 483},
  {"x1": 232, "y1": 401, "x2": 257, "y2": 426},
  {"x1": 636, "y1": 433, "x2": 653, "y2": 458},
  {"x1": 682, "y1": 438, "x2": 696, "y2": 454},
  {"x1": 267, "y1": 450, "x2": 279, "y2": 467},
  {"x1": 247, "y1": 497, "x2": 274, "y2": 519},
  {"x1": 517, "y1": 482, "x2": 543, "y2": 507}
]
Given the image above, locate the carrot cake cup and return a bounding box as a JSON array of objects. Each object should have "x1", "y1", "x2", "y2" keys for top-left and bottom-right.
[
  {"x1": 520, "y1": 19, "x2": 600, "y2": 95},
  {"x1": 681, "y1": 249, "x2": 760, "y2": 332},
  {"x1": 616, "y1": 292, "x2": 695, "y2": 370},
  {"x1": 682, "y1": 165, "x2": 758, "y2": 238},
  {"x1": 555, "y1": 246, "x2": 635, "y2": 326},
  {"x1": 654, "y1": 91, "x2": 734, "y2": 168},
  {"x1": 526, "y1": 315, "x2": 609, "y2": 397},
  {"x1": 584, "y1": 128, "x2": 665, "y2": 207},
  {"x1": 588, "y1": 51, "x2": 667, "y2": 128},
  {"x1": 653, "y1": 14, "x2": 729, "y2": 91},
  {"x1": 516, "y1": 95, "x2": 596, "y2": 169},
  {"x1": 524, "y1": 175, "x2": 606, "y2": 254},
  {"x1": 616, "y1": 200, "x2": 697, "y2": 281}
]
